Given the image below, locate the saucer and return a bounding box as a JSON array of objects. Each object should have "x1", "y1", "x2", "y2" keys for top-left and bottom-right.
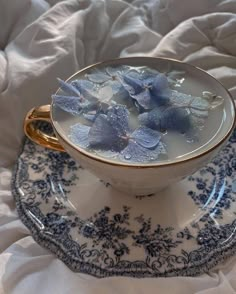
[{"x1": 12, "y1": 125, "x2": 236, "y2": 278}]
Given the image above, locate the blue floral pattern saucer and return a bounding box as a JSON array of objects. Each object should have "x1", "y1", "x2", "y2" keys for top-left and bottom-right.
[{"x1": 12, "y1": 126, "x2": 236, "y2": 278}]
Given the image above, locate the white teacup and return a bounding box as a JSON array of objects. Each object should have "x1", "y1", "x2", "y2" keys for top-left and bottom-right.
[{"x1": 24, "y1": 57, "x2": 236, "y2": 195}]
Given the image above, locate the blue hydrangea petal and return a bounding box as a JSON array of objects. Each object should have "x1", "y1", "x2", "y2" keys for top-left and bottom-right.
[
  {"x1": 150, "y1": 75, "x2": 170, "y2": 106},
  {"x1": 142, "y1": 76, "x2": 155, "y2": 86},
  {"x1": 189, "y1": 97, "x2": 209, "y2": 118},
  {"x1": 109, "y1": 81, "x2": 123, "y2": 95},
  {"x1": 112, "y1": 87, "x2": 133, "y2": 108},
  {"x1": 80, "y1": 101, "x2": 99, "y2": 113},
  {"x1": 83, "y1": 113, "x2": 97, "y2": 122},
  {"x1": 139, "y1": 107, "x2": 191, "y2": 133},
  {"x1": 105, "y1": 66, "x2": 120, "y2": 78},
  {"x1": 152, "y1": 74, "x2": 169, "y2": 92},
  {"x1": 69, "y1": 123, "x2": 90, "y2": 148},
  {"x1": 88, "y1": 114, "x2": 114, "y2": 146},
  {"x1": 120, "y1": 140, "x2": 166, "y2": 163},
  {"x1": 138, "y1": 112, "x2": 149, "y2": 127},
  {"x1": 138, "y1": 108, "x2": 163, "y2": 129},
  {"x1": 156, "y1": 141, "x2": 167, "y2": 155},
  {"x1": 125, "y1": 70, "x2": 140, "y2": 80},
  {"x1": 160, "y1": 107, "x2": 191, "y2": 133},
  {"x1": 57, "y1": 78, "x2": 80, "y2": 96},
  {"x1": 107, "y1": 105, "x2": 130, "y2": 135},
  {"x1": 71, "y1": 79, "x2": 95, "y2": 91},
  {"x1": 88, "y1": 114, "x2": 127, "y2": 151},
  {"x1": 106, "y1": 65, "x2": 129, "y2": 77},
  {"x1": 52, "y1": 95, "x2": 82, "y2": 115},
  {"x1": 132, "y1": 90, "x2": 152, "y2": 109},
  {"x1": 121, "y1": 74, "x2": 143, "y2": 95},
  {"x1": 131, "y1": 126, "x2": 161, "y2": 148},
  {"x1": 170, "y1": 90, "x2": 191, "y2": 105},
  {"x1": 82, "y1": 105, "x2": 107, "y2": 122},
  {"x1": 170, "y1": 91, "x2": 209, "y2": 118},
  {"x1": 71, "y1": 79, "x2": 98, "y2": 103},
  {"x1": 86, "y1": 70, "x2": 110, "y2": 83},
  {"x1": 133, "y1": 101, "x2": 143, "y2": 113},
  {"x1": 151, "y1": 89, "x2": 171, "y2": 107},
  {"x1": 140, "y1": 67, "x2": 161, "y2": 79}
]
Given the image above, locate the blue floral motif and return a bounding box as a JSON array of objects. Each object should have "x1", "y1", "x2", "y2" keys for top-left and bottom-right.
[
  {"x1": 11, "y1": 123, "x2": 236, "y2": 278},
  {"x1": 187, "y1": 128, "x2": 236, "y2": 219},
  {"x1": 44, "y1": 212, "x2": 70, "y2": 235},
  {"x1": 197, "y1": 220, "x2": 236, "y2": 249},
  {"x1": 133, "y1": 216, "x2": 181, "y2": 257},
  {"x1": 177, "y1": 227, "x2": 194, "y2": 240},
  {"x1": 18, "y1": 123, "x2": 79, "y2": 205},
  {"x1": 78, "y1": 206, "x2": 133, "y2": 260},
  {"x1": 33, "y1": 177, "x2": 51, "y2": 201}
]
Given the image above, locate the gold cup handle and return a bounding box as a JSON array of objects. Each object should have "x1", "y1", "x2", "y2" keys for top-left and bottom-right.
[{"x1": 24, "y1": 105, "x2": 65, "y2": 152}]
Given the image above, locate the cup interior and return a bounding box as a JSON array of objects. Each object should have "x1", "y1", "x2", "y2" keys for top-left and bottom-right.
[{"x1": 51, "y1": 57, "x2": 235, "y2": 166}]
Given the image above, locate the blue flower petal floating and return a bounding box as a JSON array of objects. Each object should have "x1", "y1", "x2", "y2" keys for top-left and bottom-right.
[
  {"x1": 70, "y1": 79, "x2": 99, "y2": 103},
  {"x1": 88, "y1": 105, "x2": 130, "y2": 152},
  {"x1": 87, "y1": 66, "x2": 145, "y2": 108},
  {"x1": 120, "y1": 72, "x2": 171, "y2": 110},
  {"x1": 88, "y1": 114, "x2": 127, "y2": 151},
  {"x1": 119, "y1": 140, "x2": 166, "y2": 163},
  {"x1": 56, "y1": 78, "x2": 81, "y2": 96},
  {"x1": 53, "y1": 65, "x2": 224, "y2": 164},
  {"x1": 139, "y1": 106, "x2": 191, "y2": 134},
  {"x1": 86, "y1": 66, "x2": 126, "y2": 93},
  {"x1": 87, "y1": 66, "x2": 127, "y2": 86},
  {"x1": 130, "y1": 126, "x2": 161, "y2": 149},
  {"x1": 106, "y1": 105, "x2": 130, "y2": 136},
  {"x1": 51, "y1": 95, "x2": 87, "y2": 116},
  {"x1": 52, "y1": 78, "x2": 99, "y2": 115},
  {"x1": 82, "y1": 112, "x2": 98, "y2": 123},
  {"x1": 170, "y1": 91, "x2": 209, "y2": 119},
  {"x1": 69, "y1": 123, "x2": 90, "y2": 148},
  {"x1": 119, "y1": 126, "x2": 166, "y2": 163},
  {"x1": 138, "y1": 89, "x2": 223, "y2": 136},
  {"x1": 86, "y1": 70, "x2": 110, "y2": 83},
  {"x1": 87, "y1": 66, "x2": 133, "y2": 106},
  {"x1": 69, "y1": 105, "x2": 166, "y2": 163}
]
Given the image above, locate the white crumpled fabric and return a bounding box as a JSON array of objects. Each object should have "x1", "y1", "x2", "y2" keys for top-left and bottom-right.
[{"x1": 0, "y1": 0, "x2": 236, "y2": 293}]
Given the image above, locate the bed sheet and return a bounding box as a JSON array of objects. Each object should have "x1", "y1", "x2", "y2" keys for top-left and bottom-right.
[{"x1": 0, "y1": 0, "x2": 236, "y2": 293}]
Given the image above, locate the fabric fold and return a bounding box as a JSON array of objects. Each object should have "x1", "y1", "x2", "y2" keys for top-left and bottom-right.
[{"x1": 0, "y1": 0, "x2": 236, "y2": 293}]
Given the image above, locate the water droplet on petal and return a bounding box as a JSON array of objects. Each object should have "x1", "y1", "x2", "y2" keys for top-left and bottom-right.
[{"x1": 124, "y1": 154, "x2": 132, "y2": 160}]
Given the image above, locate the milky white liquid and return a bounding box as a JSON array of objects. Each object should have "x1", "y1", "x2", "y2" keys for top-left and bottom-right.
[{"x1": 52, "y1": 64, "x2": 226, "y2": 163}]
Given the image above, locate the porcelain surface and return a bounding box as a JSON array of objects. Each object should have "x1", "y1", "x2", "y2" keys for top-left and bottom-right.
[
  {"x1": 12, "y1": 123, "x2": 236, "y2": 278},
  {"x1": 50, "y1": 58, "x2": 235, "y2": 195},
  {"x1": 24, "y1": 58, "x2": 235, "y2": 195}
]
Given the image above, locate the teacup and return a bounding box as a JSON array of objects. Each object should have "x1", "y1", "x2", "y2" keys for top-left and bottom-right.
[{"x1": 24, "y1": 57, "x2": 236, "y2": 195}]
